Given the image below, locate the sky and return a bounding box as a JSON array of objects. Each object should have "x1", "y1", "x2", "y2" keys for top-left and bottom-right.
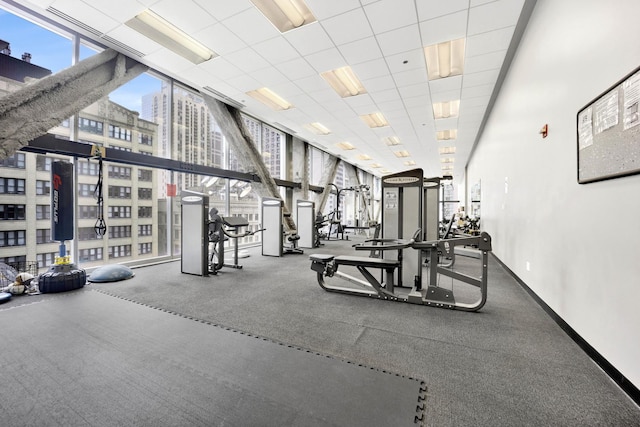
[{"x1": 0, "y1": 8, "x2": 160, "y2": 113}]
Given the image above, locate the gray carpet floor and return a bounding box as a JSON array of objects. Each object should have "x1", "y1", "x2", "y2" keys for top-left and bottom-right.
[{"x1": 2, "y1": 234, "x2": 639, "y2": 426}]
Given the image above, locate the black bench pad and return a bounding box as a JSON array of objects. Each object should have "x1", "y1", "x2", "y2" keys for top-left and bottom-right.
[{"x1": 335, "y1": 255, "x2": 400, "y2": 269}]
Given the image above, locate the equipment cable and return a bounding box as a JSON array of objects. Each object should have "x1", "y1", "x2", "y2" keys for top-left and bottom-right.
[{"x1": 93, "y1": 154, "x2": 107, "y2": 237}]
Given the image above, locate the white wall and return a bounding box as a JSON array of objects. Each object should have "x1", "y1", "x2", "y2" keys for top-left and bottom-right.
[{"x1": 467, "y1": 0, "x2": 640, "y2": 389}]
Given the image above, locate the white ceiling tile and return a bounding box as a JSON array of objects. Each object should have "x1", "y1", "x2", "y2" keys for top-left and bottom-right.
[
  {"x1": 305, "y1": 48, "x2": 346, "y2": 72},
  {"x1": 226, "y1": 74, "x2": 261, "y2": 92},
  {"x1": 419, "y1": 10, "x2": 468, "y2": 46},
  {"x1": 272, "y1": 81, "x2": 304, "y2": 99},
  {"x1": 141, "y1": 48, "x2": 195, "y2": 73},
  {"x1": 377, "y1": 99, "x2": 406, "y2": 113},
  {"x1": 149, "y1": 0, "x2": 215, "y2": 33},
  {"x1": 50, "y1": 0, "x2": 120, "y2": 33},
  {"x1": 285, "y1": 23, "x2": 334, "y2": 56},
  {"x1": 26, "y1": 0, "x2": 528, "y2": 177},
  {"x1": 362, "y1": 74, "x2": 397, "y2": 92},
  {"x1": 225, "y1": 47, "x2": 270, "y2": 73},
  {"x1": 256, "y1": 66, "x2": 289, "y2": 87},
  {"x1": 376, "y1": 24, "x2": 421, "y2": 56},
  {"x1": 434, "y1": 117, "x2": 459, "y2": 131},
  {"x1": 306, "y1": 88, "x2": 341, "y2": 104},
  {"x1": 194, "y1": 23, "x2": 247, "y2": 56},
  {"x1": 294, "y1": 75, "x2": 330, "y2": 93},
  {"x1": 370, "y1": 88, "x2": 401, "y2": 104},
  {"x1": 306, "y1": 0, "x2": 362, "y2": 20},
  {"x1": 403, "y1": 95, "x2": 430, "y2": 109},
  {"x1": 277, "y1": 57, "x2": 317, "y2": 80},
  {"x1": 392, "y1": 68, "x2": 428, "y2": 88},
  {"x1": 103, "y1": 25, "x2": 162, "y2": 55},
  {"x1": 252, "y1": 36, "x2": 299, "y2": 64},
  {"x1": 85, "y1": 0, "x2": 146, "y2": 22},
  {"x1": 430, "y1": 89, "x2": 461, "y2": 103},
  {"x1": 397, "y1": 82, "x2": 430, "y2": 99},
  {"x1": 461, "y1": 96, "x2": 490, "y2": 109},
  {"x1": 464, "y1": 50, "x2": 506, "y2": 74},
  {"x1": 198, "y1": 57, "x2": 243, "y2": 80},
  {"x1": 352, "y1": 58, "x2": 390, "y2": 80},
  {"x1": 461, "y1": 84, "x2": 494, "y2": 99},
  {"x1": 338, "y1": 37, "x2": 382, "y2": 65},
  {"x1": 365, "y1": 0, "x2": 417, "y2": 34},
  {"x1": 466, "y1": 26, "x2": 515, "y2": 57},
  {"x1": 429, "y1": 75, "x2": 463, "y2": 94},
  {"x1": 468, "y1": 0, "x2": 525, "y2": 36},
  {"x1": 193, "y1": 0, "x2": 252, "y2": 21},
  {"x1": 463, "y1": 69, "x2": 500, "y2": 88},
  {"x1": 321, "y1": 8, "x2": 372, "y2": 45},
  {"x1": 384, "y1": 49, "x2": 426, "y2": 73},
  {"x1": 222, "y1": 7, "x2": 280, "y2": 45},
  {"x1": 417, "y1": 0, "x2": 468, "y2": 21}
]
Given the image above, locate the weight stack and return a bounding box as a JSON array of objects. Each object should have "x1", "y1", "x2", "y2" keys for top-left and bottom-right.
[{"x1": 38, "y1": 263, "x2": 86, "y2": 293}]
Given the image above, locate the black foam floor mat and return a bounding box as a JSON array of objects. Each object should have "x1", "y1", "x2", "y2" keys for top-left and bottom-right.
[{"x1": 1, "y1": 290, "x2": 425, "y2": 426}]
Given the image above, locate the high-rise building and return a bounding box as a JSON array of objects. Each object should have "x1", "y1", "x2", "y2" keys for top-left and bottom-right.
[{"x1": 0, "y1": 43, "x2": 159, "y2": 270}]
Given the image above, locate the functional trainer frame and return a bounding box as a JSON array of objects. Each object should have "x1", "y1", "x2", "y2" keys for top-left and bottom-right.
[{"x1": 310, "y1": 231, "x2": 492, "y2": 312}]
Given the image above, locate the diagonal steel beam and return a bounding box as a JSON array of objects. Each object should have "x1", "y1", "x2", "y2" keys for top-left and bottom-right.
[
  {"x1": 0, "y1": 48, "x2": 148, "y2": 159},
  {"x1": 201, "y1": 93, "x2": 298, "y2": 232}
]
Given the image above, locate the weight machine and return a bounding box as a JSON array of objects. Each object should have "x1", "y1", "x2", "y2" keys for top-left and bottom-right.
[{"x1": 309, "y1": 169, "x2": 493, "y2": 312}]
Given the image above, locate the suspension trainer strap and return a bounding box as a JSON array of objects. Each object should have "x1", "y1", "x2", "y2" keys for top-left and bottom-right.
[{"x1": 92, "y1": 146, "x2": 107, "y2": 237}]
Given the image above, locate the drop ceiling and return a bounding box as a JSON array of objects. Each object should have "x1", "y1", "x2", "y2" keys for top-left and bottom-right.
[{"x1": 5, "y1": 0, "x2": 531, "y2": 180}]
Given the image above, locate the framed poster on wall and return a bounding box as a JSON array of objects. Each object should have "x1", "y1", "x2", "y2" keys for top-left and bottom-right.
[{"x1": 577, "y1": 65, "x2": 640, "y2": 184}]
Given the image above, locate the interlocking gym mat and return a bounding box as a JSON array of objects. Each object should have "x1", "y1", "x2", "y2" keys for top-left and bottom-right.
[{"x1": 0, "y1": 290, "x2": 426, "y2": 426}]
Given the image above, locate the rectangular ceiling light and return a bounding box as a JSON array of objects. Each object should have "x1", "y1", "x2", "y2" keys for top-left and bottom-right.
[
  {"x1": 433, "y1": 100, "x2": 460, "y2": 119},
  {"x1": 404, "y1": 160, "x2": 416, "y2": 166},
  {"x1": 305, "y1": 122, "x2": 331, "y2": 135},
  {"x1": 394, "y1": 150, "x2": 410, "y2": 158},
  {"x1": 358, "y1": 154, "x2": 372, "y2": 160},
  {"x1": 440, "y1": 157, "x2": 455, "y2": 164},
  {"x1": 251, "y1": 0, "x2": 316, "y2": 33},
  {"x1": 126, "y1": 10, "x2": 216, "y2": 64},
  {"x1": 336, "y1": 141, "x2": 355, "y2": 150},
  {"x1": 424, "y1": 38, "x2": 465, "y2": 80},
  {"x1": 246, "y1": 87, "x2": 293, "y2": 110},
  {"x1": 442, "y1": 165, "x2": 454, "y2": 172},
  {"x1": 436, "y1": 129, "x2": 457, "y2": 140},
  {"x1": 361, "y1": 112, "x2": 389, "y2": 128},
  {"x1": 321, "y1": 66, "x2": 367, "y2": 98},
  {"x1": 371, "y1": 163, "x2": 383, "y2": 168},
  {"x1": 384, "y1": 136, "x2": 401, "y2": 146},
  {"x1": 439, "y1": 146, "x2": 456, "y2": 154}
]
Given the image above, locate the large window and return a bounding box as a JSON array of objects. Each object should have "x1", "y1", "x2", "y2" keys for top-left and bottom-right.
[{"x1": 0, "y1": 5, "x2": 379, "y2": 272}]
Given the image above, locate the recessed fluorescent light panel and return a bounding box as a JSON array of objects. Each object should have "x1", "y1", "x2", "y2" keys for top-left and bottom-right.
[
  {"x1": 336, "y1": 141, "x2": 355, "y2": 150},
  {"x1": 433, "y1": 100, "x2": 460, "y2": 119},
  {"x1": 321, "y1": 66, "x2": 366, "y2": 98},
  {"x1": 440, "y1": 157, "x2": 455, "y2": 164},
  {"x1": 404, "y1": 160, "x2": 416, "y2": 166},
  {"x1": 126, "y1": 10, "x2": 216, "y2": 64},
  {"x1": 358, "y1": 154, "x2": 372, "y2": 160},
  {"x1": 246, "y1": 87, "x2": 293, "y2": 110},
  {"x1": 251, "y1": 0, "x2": 317, "y2": 33},
  {"x1": 305, "y1": 122, "x2": 331, "y2": 135},
  {"x1": 371, "y1": 163, "x2": 383, "y2": 168},
  {"x1": 424, "y1": 38, "x2": 465, "y2": 80},
  {"x1": 439, "y1": 146, "x2": 456, "y2": 154},
  {"x1": 361, "y1": 112, "x2": 388, "y2": 128},
  {"x1": 384, "y1": 136, "x2": 401, "y2": 146},
  {"x1": 442, "y1": 165, "x2": 454, "y2": 172},
  {"x1": 394, "y1": 150, "x2": 410, "y2": 158},
  {"x1": 436, "y1": 129, "x2": 457, "y2": 140}
]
